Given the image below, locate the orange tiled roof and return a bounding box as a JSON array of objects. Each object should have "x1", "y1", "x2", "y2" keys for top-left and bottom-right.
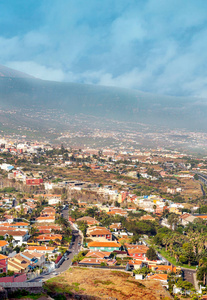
[
  {"x1": 0, "y1": 241, "x2": 8, "y2": 247},
  {"x1": 36, "y1": 216, "x2": 55, "y2": 220},
  {"x1": 0, "y1": 254, "x2": 7, "y2": 260},
  {"x1": 148, "y1": 274, "x2": 168, "y2": 281},
  {"x1": 149, "y1": 264, "x2": 176, "y2": 272},
  {"x1": 80, "y1": 258, "x2": 106, "y2": 264},
  {"x1": 88, "y1": 241, "x2": 121, "y2": 248},
  {"x1": 89, "y1": 228, "x2": 112, "y2": 236},
  {"x1": 10, "y1": 222, "x2": 29, "y2": 226},
  {"x1": 36, "y1": 234, "x2": 62, "y2": 241},
  {"x1": 27, "y1": 246, "x2": 55, "y2": 251},
  {"x1": 128, "y1": 247, "x2": 148, "y2": 254},
  {"x1": 86, "y1": 251, "x2": 109, "y2": 259}
]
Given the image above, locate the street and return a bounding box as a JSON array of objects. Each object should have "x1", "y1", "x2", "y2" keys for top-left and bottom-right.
[{"x1": 29, "y1": 207, "x2": 81, "y2": 282}]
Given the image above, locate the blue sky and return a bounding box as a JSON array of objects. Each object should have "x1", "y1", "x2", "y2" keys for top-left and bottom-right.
[{"x1": 1, "y1": 0, "x2": 207, "y2": 97}]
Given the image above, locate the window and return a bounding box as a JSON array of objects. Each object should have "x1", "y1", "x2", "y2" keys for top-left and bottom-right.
[{"x1": 0, "y1": 268, "x2": 3, "y2": 273}]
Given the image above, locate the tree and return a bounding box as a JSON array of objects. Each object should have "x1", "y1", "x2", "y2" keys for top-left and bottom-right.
[
  {"x1": 77, "y1": 221, "x2": 88, "y2": 237},
  {"x1": 114, "y1": 201, "x2": 120, "y2": 207},
  {"x1": 194, "y1": 174, "x2": 199, "y2": 180},
  {"x1": 153, "y1": 205, "x2": 157, "y2": 214},
  {"x1": 133, "y1": 266, "x2": 150, "y2": 275},
  {"x1": 29, "y1": 226, "x2": 38, "y2": 237},
  {"x1": 167, "y1": 213, "x2": 179, "y2": 230},
  {"x1": 197, "y1": 257, "x2": 207, "y2": 285},
  {"x1": 146, "y1": 247, "x2": 157, "y2": 261},
  {"x1": 182, "y1": 243, "x2": 196, "y2": 266},
  {"x1": 6, "y1": 235, "x2": 13, "y2": 244},
  {"x1": 130, "y1": 234, "x2": 140, "y2": 244},
  {"x1": 176, "y1": 279, "x2": 193, "y2": 295}
]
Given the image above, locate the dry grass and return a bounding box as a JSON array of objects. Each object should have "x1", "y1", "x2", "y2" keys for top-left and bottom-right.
[{"x1": 45, "y1": 267, "x2": 172, "y2": 300}]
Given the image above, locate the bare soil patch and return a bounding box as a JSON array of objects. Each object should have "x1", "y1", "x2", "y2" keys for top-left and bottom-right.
[{"x1": 45, "y1": 267, "x2": 172, "y2": 300}]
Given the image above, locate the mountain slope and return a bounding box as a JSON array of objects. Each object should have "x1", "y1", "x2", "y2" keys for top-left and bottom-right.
[{"x1": 0, "y1": 65, "x2": 206, "y2": 131}]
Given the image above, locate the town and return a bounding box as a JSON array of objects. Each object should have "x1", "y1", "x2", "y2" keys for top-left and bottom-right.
[{"x1": 0, "y1": 137, "x2": 206, "y2": 299}]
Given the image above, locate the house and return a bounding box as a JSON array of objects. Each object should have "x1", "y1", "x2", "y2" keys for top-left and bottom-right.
[
  {"x1": 27, "y1": 245, "x2": 56, "y2": 254},
  {"x1": 126, "y1": 260, "x2": 146, "y2": 271},
  {"x1": 79, "y1": 257, "x2": 117, "y2": 266},
  {"x1": 10, "y1": 222, "x2": 29, "y2": 231},
  {"x1": 0, "y1": 254, "x2": 8, "y2": 273},
  {"x1": 140, "y1": 215, "x2": 156, "y2": 221},
  {"x1": 48, "y1": 198, "x2": 61, "y2": 205},
  {"x1": 76, "y1": 216, "x2": 99, "y2": 226},
  {"x1": 0, "y1": 240, "x2": 8, "y2": 252},
  {"x1": 21, "y1": 251, "x2": 45, "y2": 267},
  {"x1": 87, "y1": 227, "x2": 113, "y2": 241},
  {"x1": 3, "y1": 215, "x2": 14, "y2": 223},
  {"x1": 42, "y1": 207, "x2": 56, "y2": 215},
  {"x1": 26, "y1": 178, "x2": 43, "y2": 186},
  {"x1": 36, "y1": 224, "x2": 61, "y2": 234},
  {"x1": 109, "y1": 223, "x2": 122, "y2": 231},
  {"x1": 149, "y1": 264, "x2": 177, "y2": 273},
  {"x1": 0, "y1": 230, "x2": 29, "y2": 246},
  {"x1": 88, "y1": 241, "x2": 121, "y2": 252},
  {"x1": 35, "y1": 234, "x2": 62, "y2": 243},
  {"x1": 127, "y1": 245, "x2": 149, "y2": 259},
  {"x1": 180, "y1": 214, "x2": 197, "y2": 226},
  {"x1": 86, "y1": 251, "x2": 110, "y2": 259},
  {"x1": 36, "y1": 216, "x2": 55, "y2": 223},
  {"x1": 8, "y1": 254, "x2": 31, "y2": 273}
]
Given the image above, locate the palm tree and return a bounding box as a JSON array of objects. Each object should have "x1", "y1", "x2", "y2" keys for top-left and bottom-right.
[
  {"x1": 198, "y1": 257, "x2": 207, "y2": 285},
  {"x1": 163, "y1": 235, "x2": 171, "y2": 251},
  {"x1": 6, "y1": 234, "x2": 13, "y2": 244}
]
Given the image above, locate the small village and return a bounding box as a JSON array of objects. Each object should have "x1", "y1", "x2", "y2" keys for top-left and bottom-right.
[{"x1": 0, "y1": 137, "x2": 206, "y2": 299}]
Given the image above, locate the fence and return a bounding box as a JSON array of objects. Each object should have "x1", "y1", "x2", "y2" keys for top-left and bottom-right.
[
  {"x1": 0, "y1": 282, "x2": 42, "y2": 288},
  {"x1": 77, "y1": 264, "x2": 126, "y2": 270}
]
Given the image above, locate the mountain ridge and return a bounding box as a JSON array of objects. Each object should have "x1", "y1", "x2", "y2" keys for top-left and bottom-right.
[{"x1": 0, "y1": 65, "x2": 206, "y2": 131}]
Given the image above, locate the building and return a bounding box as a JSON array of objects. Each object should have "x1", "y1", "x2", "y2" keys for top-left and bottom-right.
[
  {"x1": 0, "y1": 241, "x2": 8, "y2": 253},
  {"x1": 27, "y1": 245, "x2": 55, "y2": 254},
  {"x1": 87, "y1": 227, "x2": 112, "y2": 241},
  {"x1": 88, "y1": 241, "x2": 121, "y2": 252},
  {"x1": 76, "y1": 216, "x2": 99, "y2": 226},
  {"x1": 127, "y1": 245, "x2": 149, "y2": 259},
  {"x1": 0, "y1": 230, "x2": 29, "y2": 246},
  {"x1": 0, "y1": 254, "x2": 8, "y2": 273},
  {"x1": 26, "y1": 178, "x2": 43, "y2": 186},
  {"x1": 36, "y1": 216, "x2": 55, "y2": 223}
]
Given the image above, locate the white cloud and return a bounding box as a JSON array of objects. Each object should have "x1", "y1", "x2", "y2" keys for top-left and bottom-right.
[
  {"x1": 6, "y1": 61, "x2": 65, "y2": 82},
  {"x1": 1, "y1": 0, "x2": 207, "y2": 97}
]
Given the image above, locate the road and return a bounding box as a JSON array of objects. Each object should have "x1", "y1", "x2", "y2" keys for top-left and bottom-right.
[
  {"x1": 182, "y1": 268, "x2": 197, "y2": 288},
  {"x1": 29, "y1": 207, "x2": 81, "y2": 282}
]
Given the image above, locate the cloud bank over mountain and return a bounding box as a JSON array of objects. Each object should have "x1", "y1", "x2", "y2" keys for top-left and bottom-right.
[{"x1": 1, "y1": 0, "x2": 207, "y2": 97}]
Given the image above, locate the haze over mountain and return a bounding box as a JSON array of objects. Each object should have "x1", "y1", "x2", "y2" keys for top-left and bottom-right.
[{"x1": 0, "y1": 65, "x2": 206, "y2": 132}]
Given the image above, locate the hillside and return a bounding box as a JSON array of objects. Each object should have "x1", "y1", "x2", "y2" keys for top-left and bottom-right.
[{"x1": 0, "y1": 65, "x2": 206, "y2": 132}]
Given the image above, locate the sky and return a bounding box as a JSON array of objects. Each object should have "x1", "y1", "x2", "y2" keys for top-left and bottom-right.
[{"x1": 1, "y1": 0, "x2": 207, "y2": 97}]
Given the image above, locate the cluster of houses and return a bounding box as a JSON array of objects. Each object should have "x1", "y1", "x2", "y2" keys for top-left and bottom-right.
[
  {"x1": 73, "y1": 216, "x2": 180, "y2": 288},
  {"x1": 0, "y1": 199, "x2": 67, "y2": 283}
]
